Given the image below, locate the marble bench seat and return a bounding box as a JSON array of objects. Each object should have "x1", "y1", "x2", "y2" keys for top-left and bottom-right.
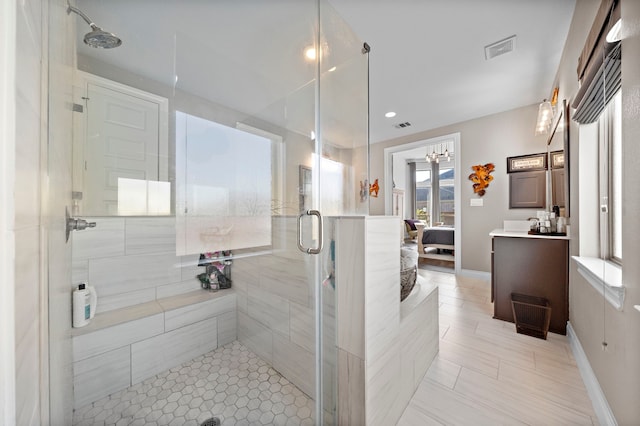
[{"x1": 72, "y1": 289, "x2": 237, "y2": 408}]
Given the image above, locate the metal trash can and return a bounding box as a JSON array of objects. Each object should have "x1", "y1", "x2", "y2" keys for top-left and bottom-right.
[{"x1": 511, "y1": 293, "x2": 551, "y2": 340}]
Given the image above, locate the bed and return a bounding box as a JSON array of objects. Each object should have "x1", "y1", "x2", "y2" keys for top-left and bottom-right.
[{"x1": 415, "y1": 223, "x2": 455, "y2": 261}]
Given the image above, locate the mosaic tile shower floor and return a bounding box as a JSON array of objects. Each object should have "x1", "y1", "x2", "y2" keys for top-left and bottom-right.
[{"x1": 73, "y1": 341, "x2": 314, "y2": 426}]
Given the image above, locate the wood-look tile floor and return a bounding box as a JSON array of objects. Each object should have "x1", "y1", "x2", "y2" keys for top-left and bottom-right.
[{"x1": 398, "y1": 270, "x2": 598, "y2": 426}]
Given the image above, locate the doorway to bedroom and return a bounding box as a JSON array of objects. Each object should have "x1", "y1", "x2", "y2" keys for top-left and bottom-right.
[{"x1": 384, "y1": 133, "x2": 460, "y2": 274}]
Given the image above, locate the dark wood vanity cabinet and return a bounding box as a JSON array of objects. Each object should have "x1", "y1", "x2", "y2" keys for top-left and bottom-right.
[{"x1": 491, "y1": 236, "x2": 569, "y2": 335}]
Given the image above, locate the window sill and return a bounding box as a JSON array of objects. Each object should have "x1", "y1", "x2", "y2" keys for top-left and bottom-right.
[{"x1": 572, "y1": 256, "x2": 624, "y2": 310}]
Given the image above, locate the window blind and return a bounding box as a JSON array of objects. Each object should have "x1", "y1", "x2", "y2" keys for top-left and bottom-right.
[{"x1": 572, "y1": 0, "x2": 621, "y2": 124}]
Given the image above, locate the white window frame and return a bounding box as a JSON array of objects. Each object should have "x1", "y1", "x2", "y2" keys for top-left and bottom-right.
[{"x1": 574, "y1": 90, "x2": 624, "y2": 310}]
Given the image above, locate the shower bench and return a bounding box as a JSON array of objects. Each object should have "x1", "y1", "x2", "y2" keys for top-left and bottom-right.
[{"x1": 71, "y1": 289, "x2": 237, "y2": 409}]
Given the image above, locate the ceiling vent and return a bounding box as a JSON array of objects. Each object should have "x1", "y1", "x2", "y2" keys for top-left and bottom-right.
[
  {"x1": 394, "y1": 121, "x2": 412, "y2": 129},
  {"x1": 485, "y1": 35, "x2": 517, "y2": 60}
]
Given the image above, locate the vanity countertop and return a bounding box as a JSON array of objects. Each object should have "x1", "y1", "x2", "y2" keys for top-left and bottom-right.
[{"x1": 489, "y1": 228, "x2": 570, "y2": 240}]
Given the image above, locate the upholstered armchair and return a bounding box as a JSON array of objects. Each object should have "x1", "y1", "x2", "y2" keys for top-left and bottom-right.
[{"x1": 404, "y1": 219, "x2": 419, "y2": 241}]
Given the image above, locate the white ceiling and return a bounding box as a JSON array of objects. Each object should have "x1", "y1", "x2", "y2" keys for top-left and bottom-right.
[
  {"x1": 74, "y1": 0, "x2": 576, "y2": 145},
  {"x1": 329, "y1": 0, "x2": 576, "y2": 142}
]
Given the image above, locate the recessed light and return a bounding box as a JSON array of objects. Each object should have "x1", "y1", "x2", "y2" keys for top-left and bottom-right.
[
  {"x1": 328, "y1": 66, "x2": 336, "y2": 72},
  {"x1": 304, "y1": 47, "x2": 316, "y2": 61},
  {"x1": 385, "y1": 111, "x2": 397, "y2": 118}
]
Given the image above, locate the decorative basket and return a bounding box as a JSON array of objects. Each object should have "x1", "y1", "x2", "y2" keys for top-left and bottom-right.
[{"x1": 400, "y1": 266, "x2": 417, "y2": 301}]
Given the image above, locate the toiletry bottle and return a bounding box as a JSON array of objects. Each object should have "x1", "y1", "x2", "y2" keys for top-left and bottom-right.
[
  {"x1": 549, "y1": 212, "x2": 557, "y2": 233},
  {"x1": 557, "y1": 217, "x2": 566, "y2": 234},
  {"x1": 73, "y1": 283, "x2": 97, "y2": 327}
]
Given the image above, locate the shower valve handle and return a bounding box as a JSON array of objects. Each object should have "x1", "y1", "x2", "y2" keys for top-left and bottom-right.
[
  {"x1": 65, "y1": 207, "x2": 97, "y2": 242},
  {"x1": 72, "y1": 218, "x2": 97, "y2": 231}
]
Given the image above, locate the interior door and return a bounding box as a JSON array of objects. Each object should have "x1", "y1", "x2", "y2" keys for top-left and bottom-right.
[{"x1": 83, "y1": 83, "x2": 160, "y2": 215}]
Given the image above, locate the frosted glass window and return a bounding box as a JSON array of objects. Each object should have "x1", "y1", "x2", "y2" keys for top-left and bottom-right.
[
  {"x1": 319, "y1": 155, "x2": 346, "y2": 216},
  {"x1": 117, "y1": 178, "x2": 171, "y2": 216},
  {"x1": 176, "y1": 112, "x2": 272, "y2": 255}
]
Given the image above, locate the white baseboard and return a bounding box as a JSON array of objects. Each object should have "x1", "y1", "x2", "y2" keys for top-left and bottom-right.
[{"x1": 567, "y1": 322, "x2": 617, "y2": 426}]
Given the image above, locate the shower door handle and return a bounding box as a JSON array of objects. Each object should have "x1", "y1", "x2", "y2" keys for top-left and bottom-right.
[{"x1": 297, "y1": 209, "x2": 324, "y2": 255}]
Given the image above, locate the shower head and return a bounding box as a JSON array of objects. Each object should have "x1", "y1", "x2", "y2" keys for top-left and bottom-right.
[
  {"x1": 67, "y1": 4, "x2": 122, "y2": 49},
  {"x1": 84, "y1": 25, "x2": 122, "y2": 49}
]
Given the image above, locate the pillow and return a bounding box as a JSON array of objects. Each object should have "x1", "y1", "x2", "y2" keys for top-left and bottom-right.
[
  {"x1": 404, "y1": 219, "x2": 419, "y2": 231},
  {"x1": 400, "y1": 247, "x2": 418, "y2": 270}
]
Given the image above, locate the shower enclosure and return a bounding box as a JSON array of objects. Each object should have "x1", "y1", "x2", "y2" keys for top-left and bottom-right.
[{"x1": 47, "y1": 0, "x2": 369, "y2": 424}]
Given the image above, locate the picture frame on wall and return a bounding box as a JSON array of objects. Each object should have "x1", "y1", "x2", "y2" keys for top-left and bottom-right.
[{"x1": 506, "y1": 152, "x2": 548, "y2": 173}]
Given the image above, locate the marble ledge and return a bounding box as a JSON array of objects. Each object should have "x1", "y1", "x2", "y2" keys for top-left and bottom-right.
[
  {"x1": 400, "y1": 276, "x2": 437, "y2": 320},
  {"x1": 71, "y1": 288, "x2": 236, "y2": 337},
  {"x1": 489, "y1": 228, "x2": 570, "y2": 240}
]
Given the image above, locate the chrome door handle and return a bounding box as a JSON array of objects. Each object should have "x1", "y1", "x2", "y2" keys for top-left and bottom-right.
[
  {"x1": 297, "y1": 212, "x2": 306, "y2": 253},
  {"x1": 297, "y1": 209, "x2": 324, "y2": 255},
  {"x1": 307, "y1": 209, "x2": 323, "y2": 254}
]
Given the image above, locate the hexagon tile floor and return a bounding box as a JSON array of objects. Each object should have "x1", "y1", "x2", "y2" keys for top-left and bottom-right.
[{"x1": 72, "y1": 341, "x2": 315, "y2": 426}]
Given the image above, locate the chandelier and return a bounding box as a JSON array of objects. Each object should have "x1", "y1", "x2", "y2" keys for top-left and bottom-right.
[{"x1": 426, "y1": 143, "x2": 451, "y2": 163}]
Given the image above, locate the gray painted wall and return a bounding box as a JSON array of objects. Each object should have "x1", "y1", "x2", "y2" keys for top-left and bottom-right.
[
  {"x1": 371, "y1": 104, "x2": 552, "y2": 272},
  {"x1": 371, "y1": 0, "x2": 640, "y2": 422},
  {"x1": 560, "y1": 0, "x2": 640, "y2": 423}
]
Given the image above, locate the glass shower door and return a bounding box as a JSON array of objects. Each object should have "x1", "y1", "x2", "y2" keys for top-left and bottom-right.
[
  {"x1": 48, "y1": 0, "x2": 367, "y2": 424},
  {"x1": 316, "y1": 1, "x2": 370, "y2": 423}
]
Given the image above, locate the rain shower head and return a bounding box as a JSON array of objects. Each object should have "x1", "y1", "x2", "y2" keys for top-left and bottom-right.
[{"x1": 67, "y1": 4, "x2": 122, "y2": 49}]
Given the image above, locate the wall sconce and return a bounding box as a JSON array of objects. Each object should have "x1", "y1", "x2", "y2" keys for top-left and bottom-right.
[{"x1": 535, "y1": 99, "x2": 554, "y2": 136}]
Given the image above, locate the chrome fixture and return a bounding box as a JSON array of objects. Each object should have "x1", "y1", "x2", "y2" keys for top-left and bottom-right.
[
  {"x1": 67, "y1": 3, "x2": 122, "y2": 49},
  {"x1": 297, "y1": 210, "x2": 324, "y2": 255},
  {"x1": 65, "y1": 207, "x2": 96, "y2": 242}
]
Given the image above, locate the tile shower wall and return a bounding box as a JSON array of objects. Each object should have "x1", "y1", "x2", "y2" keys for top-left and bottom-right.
[
  {"x1": 71, "y1": 217, "x2": 203, "y2": 312},
  {"x1": 14, "y1": 0, "x2": 45, "y2": 424},
  {"x1": 72, "y1": 215, "x2": 327, "y2": 405},
  {"x1": 234, "y1": 216, "x2": 330, "y2": 400}
]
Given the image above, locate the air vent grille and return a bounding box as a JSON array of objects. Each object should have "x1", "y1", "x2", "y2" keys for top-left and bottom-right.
[
  {"x1": 394, "y1": 121, "x2": 412, "y2": 129},
  {"x1": 485, "y1": 35, "x2": 517, "y2": 60}
]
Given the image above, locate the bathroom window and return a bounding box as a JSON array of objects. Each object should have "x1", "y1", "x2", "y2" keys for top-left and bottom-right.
[
  {"x1": 575, "y1": 90, "x2": 623, "y2": 309},
  {"x1": 175, "y1": 111, "x2": 275, "y2": 255},
  {"x1": 600, "y1": 91, "x2": 622, "y2": 264}
]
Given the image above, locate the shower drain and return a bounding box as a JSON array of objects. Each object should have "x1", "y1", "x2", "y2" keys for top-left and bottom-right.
[{"x1": 200, "y1": 417, "x2": 221, "y2": 426}]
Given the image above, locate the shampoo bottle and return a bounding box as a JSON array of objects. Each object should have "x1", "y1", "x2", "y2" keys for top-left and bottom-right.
[{"x1": 73, "y1": 283, "x2": 97, "y2": 328}]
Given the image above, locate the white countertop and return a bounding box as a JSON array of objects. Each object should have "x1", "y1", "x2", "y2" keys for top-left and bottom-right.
[{"x1": 489, "y1": 228, "x2": 570, "y2": 240}]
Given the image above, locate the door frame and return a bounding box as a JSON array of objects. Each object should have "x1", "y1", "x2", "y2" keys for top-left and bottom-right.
[{"x1": 383, "y1": 132, "x2": 461, "y2": 274}]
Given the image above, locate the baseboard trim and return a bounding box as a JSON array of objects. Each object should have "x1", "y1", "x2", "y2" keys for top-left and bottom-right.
[
  {"x1": 567, "y1": 322, "x2": 617, "y2": 426},
  {"x1": 458, "y1": 269, "x2": 491, "y2": 281}
]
